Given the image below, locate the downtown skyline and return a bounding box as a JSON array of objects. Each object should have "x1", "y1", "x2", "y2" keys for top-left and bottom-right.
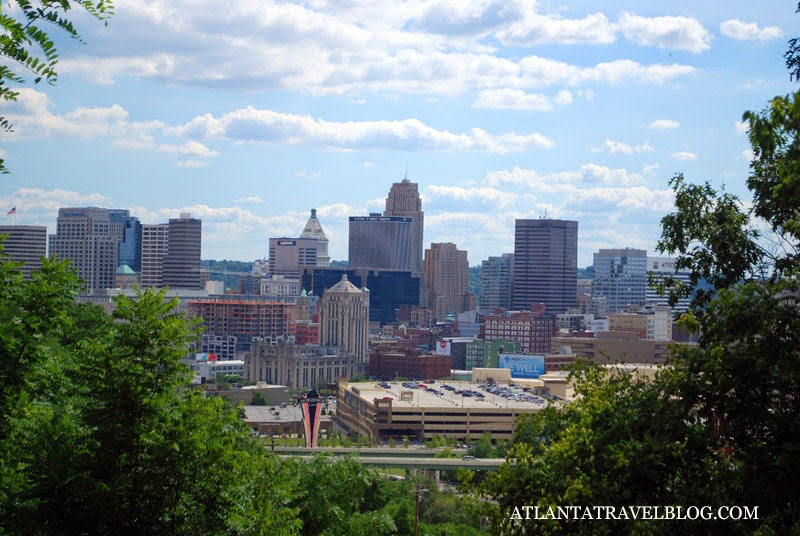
[{"x1": 0, "y1": 0, "x2": 795, "y2": 266}]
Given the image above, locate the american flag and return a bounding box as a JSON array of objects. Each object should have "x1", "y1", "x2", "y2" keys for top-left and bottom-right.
[{"x1": 6, "y1": 207, "x2": 15, "y2": 216}]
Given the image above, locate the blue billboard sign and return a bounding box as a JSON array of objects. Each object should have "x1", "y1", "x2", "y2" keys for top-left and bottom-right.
[{"x1": 499, "y1": 354, "x2": 545, "y2": 379}]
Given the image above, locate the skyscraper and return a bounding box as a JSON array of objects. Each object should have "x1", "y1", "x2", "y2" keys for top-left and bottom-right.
[
  {"x1": 592, "y1": 248, "x2": 647, "y2": 313},
  {"x1": 479, "y1": 253, "x2": 514, "y2": 311},
  {"x1": 318, "y1": 274, "x2": 370, "y2": 365},
  {"x1": 267, "y1": 208, "x2": 330, "y2": 277},
  {"x1": 512, "y1": 219, "x2": 578, "y2": 315},
  {"x1": 299, "y1": 208, "x2": 330, "y2": 267},
  {"x1": 348, "y1": 215, "x2": 411, "y2": 270},
  {"x1": 49, "y1": 207, "x2": 124, "y2": 292},
  {"x1": 163, "y1": 213, "x2": 202, "y2": 289},
  {"x1": 109, "y1": 209, "x2": 142, "y2": 272},
  {"x1": 423, "y1": 242, "x2": 472, "y2": 321},
  {"x1": 384, "y1": 178, "x2": 424, "y2": 275},
  {"x1": 0, "y1": 225, "x2": 47, "y2": 279},
  {"x1": 140, "y1": 223, "x2": 169, "y2": 288}
]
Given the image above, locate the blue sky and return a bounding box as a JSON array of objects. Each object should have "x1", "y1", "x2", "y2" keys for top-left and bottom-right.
[{"x1": 0, "y1": 0, "x2": 795, "y2": 266}]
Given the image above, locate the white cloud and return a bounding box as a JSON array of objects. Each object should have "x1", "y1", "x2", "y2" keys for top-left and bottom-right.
[
  {"x1": 294, "y1": 171, "x2": 323, "y2": 179},
  {"x1": 741, "y1": 148, "x2": 755, "y2": 161},
  {"x1": 720, "y1": 19, "x2": 783, "y2": 41},
  {"x1": 172, "y1": 106, "x2": 555, "y2": 153},
  {"x1": 234, "y1": 196, "x2": 264, "y2": 204},
  {"x1": 472, "y1": 88, "x2": 553, "y2": 111},
  {"x1": 498, "y1": 10, "x2": 617, "y2": 46},
  {"x1": 671, "y1": 151, "x2": 698, "y2": 161},
  {"x1": 54, "y1": 1, "x2": 699, "y2": 97},
  {"x1": 422, "y1": 185, "x2": 518, "y2": 210},
  {"x1": 649, "y1": 119, "x2": 680, "y2": 130},
  {"x1": 618, "y1": 12, "x2": 712, "y2": 52},
  {"x1": 591, "y1": 139, "x2": 654, "y2": 155},
  {"x1": 176, "y1": 159, "x2": 212, "y2": 168},
  {"x1": 735, "y1": 120, "x2": 748, "y2": 134},
  {"x1": 554, "y1": 90, "x2": 573, "y2": 106},
  {"x1": 484, "y1": 164, "x2": 645, "y2": 191}
]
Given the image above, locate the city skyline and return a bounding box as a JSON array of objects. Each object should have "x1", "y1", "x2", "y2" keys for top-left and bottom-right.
[{"x1": 0, "y1": 1, "x2": 795, "y2": 266}]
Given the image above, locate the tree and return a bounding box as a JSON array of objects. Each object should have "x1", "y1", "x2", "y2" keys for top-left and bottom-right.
[{"x1": 0, "y1": 0, "x2": 113, "y2": 173}]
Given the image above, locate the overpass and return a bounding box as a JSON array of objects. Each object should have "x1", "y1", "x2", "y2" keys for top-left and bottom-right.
[{"x1": 274, "y1": 447, "x2": 507, "y2": 472}]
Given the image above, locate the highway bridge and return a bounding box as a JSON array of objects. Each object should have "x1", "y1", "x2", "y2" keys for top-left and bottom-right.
[{"x1": 274, "y1": 447, "x2": 507, "y2": 471}]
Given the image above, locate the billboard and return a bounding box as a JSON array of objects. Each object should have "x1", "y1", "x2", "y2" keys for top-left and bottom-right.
[
  {"x1": 499, "y1": 354, "x2": 545, "y2": 379},
  {"x1": 435, "y1": 340, "x2": 451, "y2": 356}
]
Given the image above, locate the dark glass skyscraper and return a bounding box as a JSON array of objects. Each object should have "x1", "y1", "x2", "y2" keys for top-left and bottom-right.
[
  {"x1": 348, "y1": 215, "x2": 412, "y2": 270},
  {"x1": 512, "y1": 219, "x2": 578, "y2": 315}
]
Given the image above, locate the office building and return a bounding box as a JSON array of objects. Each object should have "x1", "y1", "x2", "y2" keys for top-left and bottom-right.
[
  {"x1": 247, "y1": 337, "x2": 359, "y2": 390},
  {"x1": 299, "y1": 208, "x2": 330, "y2": 267},
  {"x1": 268, "y1": 237, "x2": 323, "y2": 277},
  {"x1": 267, "y1": 209, "x2": 330, "y2": 278},
  {"x1": 592, "y1": 248, "x2": 647, "y2": 313},
  {"x1": 384, "y1": 178, "x2": 424, "y2": 275},
  {"x1": 646, "y1": 256, "x2": 693, "y2": 314},
  {"x1": 49, "y1": 207, "x2": 124, "y2": 292},
  {"x1": 318, "y1": 274, "x2": 370, "y2": 365},
  {"x1": 0, "y1": 225, "x2": 47, "y2": 279},
  {"x1": 423, "y1": 242, "x2": 473, "y2": 322},
  {"x1": 484, "y1": 309, "x2": 554, "y2": 354},
  {"x1": 348, "y1": 215, "x2": 412, "y2": 270},
  {"x1": 109, "y1": 210, "x2": 142, "y2": 272},
  {"x1": 140, "y1": 223, "x2": 169, "y2": 288},
  {"x1": 302, "y1": 267, "x2": 420, "y2": 326},
  {"x1": 464, "y1": 339, "x2": 521, "y2": 370},
  {"x1": 513, "y1": 219, "x2": 578, "y2": 315},
  {"x1": 163, "y1": 213, "x2": 202, "y2": 289},
  {"x1": 479, "y1": 253, "x2": 514, "y2": 311}
]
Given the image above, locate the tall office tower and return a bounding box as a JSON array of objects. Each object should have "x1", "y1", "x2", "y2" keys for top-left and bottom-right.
[
  {"x1": 299, "y1": 208, "x2": 330, "y2": 267},
  {"x1": 163, "y1": 213, "x2": 202, "y2": 289},
  {"x1": 140, "y1": 223, "x2": 169, "y2": 288},
  {"x1": 512, "y1": 219, "x2": 578, "y2": 315},
  {"x1": 479, "y1": 253, "x2": 514, "y2": 311},
  {"x1": 318, "y1": 274, "x2": 370, "y2": 365},
  {"x1": 646, "y1": 256, "x2": 693, "y2": 314},
  {"x1": 0, "y1": 225, "x2": 47, "y2": 279},
  {"x1": 384, "y1": 178, "x2": 424, "y2": 274},
  {"x1": 348, "y1": 215, "x2": 411, "y2": 270},
  {"x1": 49, "y1": 207, "x2": 124, "y2": 292},
  {"x1": 108, "y1": 209, "x2": 142, "y2": 273},
  {"x1": 423, "y1": 242, "x2": 472, "y2": 321},
  {"x1": 592, "y1": 248, "x2": 647, "y2": 313}
]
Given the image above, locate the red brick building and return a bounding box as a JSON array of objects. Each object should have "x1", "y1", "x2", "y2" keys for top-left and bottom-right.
[
  {"x1": 369, "y1": 341, "x2": 452, "y2": 380},
  {"x1": 483, "y1": 309, "x2": 554, "y2": 354},
  {"x1": 294, "y1": 320, "x2": 320, "y2": 345}
]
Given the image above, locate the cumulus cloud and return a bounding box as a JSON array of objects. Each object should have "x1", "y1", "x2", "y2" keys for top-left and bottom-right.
[
  {"x1": 735, "y1": 120, "x2": 749, "y2": 134},
  {"x1": 472, "y1": 88, "x2": 576, "y2": 111},
  {"x1": 649, "y1": 119, "x2": 680, "y2": 130},
  {"x1": 422, "y1": 185, "x2": 518, "y2": 210},
  {"x1": 720, "y1": 19, "x2": 783, "y2": 41},
  {"x1": 618, "y1": 12, "x2": 712, "y2": 52},
  {"x1": 171, "y1": 106, "x2": 555, "y2": 153},
  {"x1": 234, "y1": 196, "x2": 264, "y2": 204},
  {"x1": 671, "y1": 151, "x2": 698, "y2": 161},
  {"x1": 591, "y1": 139, "x2": 654, "y2": 154},
  {"x1": 54, "y1": 0, "x2": 699, "y2": 97}
]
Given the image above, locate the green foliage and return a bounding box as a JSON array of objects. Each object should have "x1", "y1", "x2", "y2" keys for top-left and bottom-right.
[
  {"x1": 468, "y1": 265, "x2": 481, "y2": 294},
  {"x1": 480, "y1": 21, "x2": 800, "y2": 534},
  {"x1": 0, "y1": 0, "x2": 113, "y2": 173}
]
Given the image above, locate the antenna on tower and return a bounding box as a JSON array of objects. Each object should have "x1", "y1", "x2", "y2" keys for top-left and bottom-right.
[{"x1": 403, "y1": 161, "x2": 409, "y2": 181}]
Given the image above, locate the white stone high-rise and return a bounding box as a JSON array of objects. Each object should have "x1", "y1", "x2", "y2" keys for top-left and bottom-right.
[{"x1": 299, "y1": 208, "x2": 330, "y2": 267}]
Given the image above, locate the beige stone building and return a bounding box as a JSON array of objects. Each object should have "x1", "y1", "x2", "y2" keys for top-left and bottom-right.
[{"x1": 318, "y1": 274, "x2": 370, "y2": 366}]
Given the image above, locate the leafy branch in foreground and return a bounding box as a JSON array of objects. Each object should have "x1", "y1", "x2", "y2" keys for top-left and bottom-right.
[{"x1": 0, "y1": 0, "x2": 114, "y2": 173}]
